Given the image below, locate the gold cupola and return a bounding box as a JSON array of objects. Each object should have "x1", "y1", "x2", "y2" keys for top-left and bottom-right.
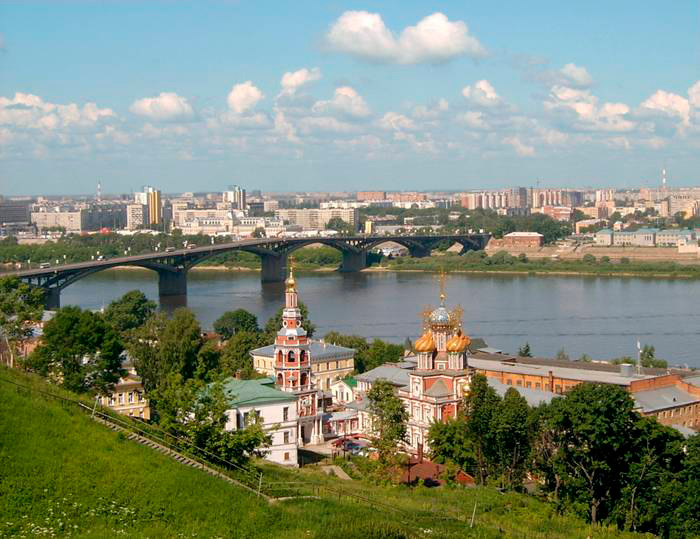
[
  {"x1": 414, "y1": 331, "x2": 436, "y2": 353},
  {"x1": 446, "y1": 330, "x2": 471, "y2": 353}
]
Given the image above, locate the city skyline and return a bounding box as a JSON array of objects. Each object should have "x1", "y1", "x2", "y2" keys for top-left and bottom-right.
[{"x1": 2, "y1": 1, "x2": 699, "y2": 195}]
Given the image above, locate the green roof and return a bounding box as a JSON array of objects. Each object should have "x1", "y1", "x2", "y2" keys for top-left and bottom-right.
[
  {"x1": 222, "y1": 377, "x2": 297, "y2": 407},
  {"x1": 341, "y1": 376, "x2": 357, "y2": 388}
]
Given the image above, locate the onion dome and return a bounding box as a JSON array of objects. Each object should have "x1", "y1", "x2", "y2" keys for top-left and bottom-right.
[
  {"x1": 285, "y1": 267, "x2": 296, "y2": 291},
  {"x1": 446, "y1": 330, "x2": 471, "y2": 353},
  {"x1": 429, "y1": 306, "x2": 452, "y2": 328},
  {"x1": 414, "y1": 331, "x2": 436, "y2": 353}
]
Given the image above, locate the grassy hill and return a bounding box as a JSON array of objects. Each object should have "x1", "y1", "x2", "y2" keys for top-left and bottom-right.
[{"x1": 0, "y1": 367, "x2": 652, "y2": 539}]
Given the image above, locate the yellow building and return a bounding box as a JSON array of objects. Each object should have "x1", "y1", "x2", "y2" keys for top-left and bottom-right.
[
  {"x1": 251, "y1": 340, "x2": 355, "y2": 391},
  {"x1": 99, "y1": 359, "x2": 150, "y2": 420}
]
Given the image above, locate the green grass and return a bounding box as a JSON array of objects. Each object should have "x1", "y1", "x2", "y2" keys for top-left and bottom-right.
[{"x1": 0, "y1": 367, "x2": 653, "y2": 539}]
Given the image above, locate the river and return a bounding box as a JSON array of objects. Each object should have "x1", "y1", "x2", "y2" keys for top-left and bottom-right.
[{"x1": 60, "y1": 268, "x2": 700, "y2": 368}]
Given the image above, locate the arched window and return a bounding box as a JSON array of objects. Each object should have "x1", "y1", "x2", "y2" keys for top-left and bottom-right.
[
  {"x1": 276, "y1": 373, "x2": 283, "y2": 386},
  {"x1": 300, "y1": 350, "x2": 306, "y2": 363},
  {"x1": 300, "y1": 372, "x2": 308, "y2": 387},
  {"x1": 288, "y1": 351, "x2": 295, "y2": 362},
  {"x1": 277, "y1": 350, "x2": 283, "y2": 363}
]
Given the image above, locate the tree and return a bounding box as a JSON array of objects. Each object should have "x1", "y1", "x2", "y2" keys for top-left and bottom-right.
[
  {"x1": 463, "y1": 374, "x2": 501, "y2": 484},
  {"x1": 491, "y1": 387, "x2": 531, "y2": 489},
  {"x1": 265, "y1": 302, "x2": 315, "y2": 338},
  {"x1": 214, "y1": 309, "x2": 259, "y2": 340},
  {"x1": 26, "y1": 306, "x2": 124, "y2": 394},
  {"x1": 518, "y1": 342, "x2": 532, "y2": 357},
  {"x1": 367, "y1": 379, "x2": 408, "y2": 466},
  {"x1": 325, "y1": 217, "x2": 353, "y2": 235},
  {"x1": 534, "y1": 383, "x2": 639, "y2": 524},
  {"x1": 555, "y1": 348, "x2": 570, "y2": 361},
  {"x1": 0, "y1": 277, "x2": 44, "y2": 368},
  {"x1": 428, "y1": 416, "x2": 474, "y2": 472},
  {"x1": 153, "y1": 374, "x2": 271, "y2": 468},
  {"x1": 103, "y1": 290, "x2": 156, "y2": 334},
  {"x1": 220, "y1": 331, "x2": 268, "y2": 378},
  {"x1": 639, "y1": 344, "x2": 667, "y2": 368}
]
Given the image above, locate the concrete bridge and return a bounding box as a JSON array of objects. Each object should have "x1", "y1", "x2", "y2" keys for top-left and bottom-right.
[{"x1": 7, "y1": 234, "x2": 489, "y2": 309}]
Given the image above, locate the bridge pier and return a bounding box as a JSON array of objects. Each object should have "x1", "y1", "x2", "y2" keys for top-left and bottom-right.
[
  {"x1": 260, "y1": 254, "x2": 287, "y2": 283},
  {"x1": 44, "y1": 287, "x2": 61, "y2": 310},
  {"x1": 157, "y1": 268, "x2": 188, "y2": 298},
  {"x1": 408, "y1": 245, "x2": 432, "y2": 258},
  {"x1": 340, "y1": 250, "x2": 367, "y2": 272}
]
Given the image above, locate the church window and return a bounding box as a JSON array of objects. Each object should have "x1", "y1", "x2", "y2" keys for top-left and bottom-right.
[{"x1": 288, "y1": 351, "x2": 295, "y2": 362}]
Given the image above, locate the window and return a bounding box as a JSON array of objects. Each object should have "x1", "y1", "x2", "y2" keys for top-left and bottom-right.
[
  {"x1": 284, "y1": 431, "x2": 290, "y2": 444},
  {"x1": 506, "y1": 379, "x2": 512, "y2": 385},
  {"x1": 525, "y1": 382, "x2": 532, "y2": 388},
  {"x1": 555, "y1": 385, "x2": 562, "y2": 393},
  {"x1": 516, "y1": 380, "x2": 522, "y2": 387},
  {"x1": 118, "y1": 393, "x2": 124, "y2": 404},
  {"x1": 284, "y1": 452, "x2": 290, "y2": 461},
  {"x1": 535, "y1": 383, "x2": 541, "y2": 389},
  {"x1": 243, "y1": 411, "x2": 250, "y2": 425},
  {"x1": 283, "y1": 407, "x2": 289, "y2": 421},
  {"x1": 128, "y1": 392, "x2": 134, "y2": 403}
]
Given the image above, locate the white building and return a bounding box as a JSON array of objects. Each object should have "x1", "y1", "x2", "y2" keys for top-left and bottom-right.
[{"x1": 223, "y1": 377, "x2": 299, "y2": 466}]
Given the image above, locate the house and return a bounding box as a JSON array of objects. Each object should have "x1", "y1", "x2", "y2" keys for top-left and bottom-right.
[
  {"x1": 222, "y1": 377, "x2": 299, "y2": 466},
  {"x1": 331, "y1": 376, "x2": 357, "y2": 404},
  {"x1": 99, "y1": 356, "x2": 150, "y2": 420}
]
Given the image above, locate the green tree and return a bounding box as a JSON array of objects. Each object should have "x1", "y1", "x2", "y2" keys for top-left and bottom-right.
[
  {"x1": 214, "y1": 309, "x2": 259, "y2": 340},
  {"x1": 367, "y1": 379, "x2": 408, "y2": 467},
  {"x1": 325, "y1": 217, "x2": 354, "y2": 235},
  {"x1": 103, "y1": 290, "x2": 156, "y2": 334},
  {"x1": 0, "y1": 277, "x2": 44, "y2": 368},
  {"x1": 428, "y1": 415, "x2": 474, "y2": 472},
  {"x1": 220, "y1": 331, "x2": 268, "y2": 378},
  {"x1": 125, "y1": 312, "x2": 168, "y2": 393},
  {"x1": 639, "y1": 344, "x2": 667, "y2": 368},
  {"x1": 265, "y1": 302, "x2": 315, "y2": 338},
  {"x1": 491, "y1": 387, "x2": 531, "y2": 489},
  {"x1": 26, "y1": 306, "x2": 124, "y2": 394},
  {"x1": 153, "y1": 374, "x2": 271, "y2": 468},
  {"x1": 463, "y1": 374, "x2": 501, "y2": 484},
  {"x1": 158, "y1": 308, "x2": 203, "y2": 382},
  {"x1": 534, "y1": 383, "x2": 639, "y2": 524},
  {"x1": 518, "y1": 342, "x2": 532, "y2": 357}
]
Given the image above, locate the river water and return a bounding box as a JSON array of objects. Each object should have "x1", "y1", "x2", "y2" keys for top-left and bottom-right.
[{"x1": 60, "y1": 269, "x2": 700, "y2": 368}]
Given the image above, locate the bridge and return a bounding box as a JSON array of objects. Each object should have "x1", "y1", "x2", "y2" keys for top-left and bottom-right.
[{"x1": 7, "y1": 234, "x2": 489, "y2": 309}]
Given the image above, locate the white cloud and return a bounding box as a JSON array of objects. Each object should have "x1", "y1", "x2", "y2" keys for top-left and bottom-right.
[
  {"x1": 545, "y1": 85, "x2": 635, "y2": 132},
  {"x1": 412, "y1": 98, "x2": 448, "y2": 119},
  {"x1": 280, "y1": 67, "x2": 321, "y2": 96},
  {"x1": 129, "y1": 92, "x2": 194, "y2": 121},
  {"x1": 689, "y1": 81, "x2": 700, "y2": 108},
  {"x1": 457, "y1": 111, "x2": 488, "y2": 129},
  {"x1": 227, "y1": 81, "x2": 264, "y2": 114},
  {"x1": 462, "y1": 80, "x2": 501, "y2": 107},
  {"x1": 640, "y1": 89, "x2": 690, "y2": 125},
  {"x1": 377, "y1": 112, "x2": 415, "y2": 131},
  {"x1": 326, "y1": 11, "x2": 485, "y2": 64},
  {"x1": 559, "y1": 63, "x2": 593, "y2": 88},
  {"x1": 503, "y1": 136, "x2": 535, "y2": 156},
  {"x1": 298, "y1": 116, "x2": 358, "y2": 134},
  {"x1": 0, "y1": 92, "x2": 114, "y2": 130},
  {"x1": 312, "y1": 86, "x2": 370, "y2": 118}
]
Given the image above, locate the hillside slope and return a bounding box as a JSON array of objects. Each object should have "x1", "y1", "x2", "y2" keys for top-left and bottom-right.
[{"x1": 0, "y1": 367, "x2": 651, "y2": 539}]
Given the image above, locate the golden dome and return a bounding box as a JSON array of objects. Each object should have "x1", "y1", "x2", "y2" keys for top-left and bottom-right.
[
  {"x1": 414, "y1": 331, "x2": 436, "y2": 353},
  {"x1": 446, "y1": 330, "x2": 471, "y2": 353},
  {"x1": 285, "y1": 267, "x2": 296, "y2": 291}
]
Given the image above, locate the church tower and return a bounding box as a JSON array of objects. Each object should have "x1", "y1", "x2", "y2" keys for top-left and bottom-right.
[
  {"x1": 273, "y1": 264, "x2": 322, "y2": 445},
  {"x1": 274, "y1": 265, "x2": 312, "y2": 392}
]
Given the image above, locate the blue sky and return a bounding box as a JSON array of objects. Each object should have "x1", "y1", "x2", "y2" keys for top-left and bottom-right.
[{"x1": 1, "y1": 1, "x2": 698, "y2": 195}]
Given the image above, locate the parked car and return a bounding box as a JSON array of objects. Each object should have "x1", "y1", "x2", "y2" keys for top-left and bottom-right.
[{"x1": 165, "y1": 246, "x2": 175, "y2": 252}]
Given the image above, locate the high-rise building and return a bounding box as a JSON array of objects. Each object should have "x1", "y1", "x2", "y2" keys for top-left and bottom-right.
[
  {"x1": 224, "y1": 185, "x2": 247, "y2": 210},
  {"x1": 144, "y1": 186, "x2": 162, "y2": 225}
]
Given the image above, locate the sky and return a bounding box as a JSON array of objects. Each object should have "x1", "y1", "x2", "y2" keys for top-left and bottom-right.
[{"x1": 1, "y1": 1, "x2": 699, "y2": 195}]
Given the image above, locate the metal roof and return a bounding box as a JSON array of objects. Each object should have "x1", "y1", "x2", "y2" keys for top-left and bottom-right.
[
  {"x1": 467, "y1": 356, "x2": 654, "y2": 386},
  {"x1": 632, "y1": 386, "x2": 700, "y2": 413},
  {"x1": 424, "y1": 379, "x2": 450, "y2": 397},
  {"x1": 355, "y1": 364, "x2": 411, "y2": 388},
  {"x1": 222, "y1": 378, "x2": 297, "y2": 408},
  {"x1": 250, "y1": 340, "x2": 356, "y2": 362},
  {"x1": 487, "y1": 379, "x2": 556, "y2": 407}
]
